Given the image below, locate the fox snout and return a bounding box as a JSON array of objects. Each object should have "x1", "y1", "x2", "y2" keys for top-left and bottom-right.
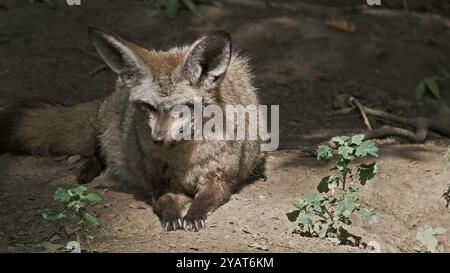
[
  {"x1": 150, "y1": 110, "x2": 187, "y2": 146},
  {"x1": 150, "y1": 111, "x2": 170, "y2": 145},
  {"x1": 152, "y1": 132, "x2": 165, "y2": 145}
]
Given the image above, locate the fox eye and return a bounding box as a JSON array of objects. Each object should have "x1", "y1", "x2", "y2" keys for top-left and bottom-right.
[{"x1": 137, "y1": 102, "x2": 157, "y2": 115}]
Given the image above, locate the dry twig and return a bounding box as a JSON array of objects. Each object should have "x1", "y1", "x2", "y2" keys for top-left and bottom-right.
[{"x1": 349, "y1": 96, "x2": 372, "y2": 131}]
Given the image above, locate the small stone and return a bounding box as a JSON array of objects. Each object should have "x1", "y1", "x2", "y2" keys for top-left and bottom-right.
[
  {"x1": 242, "y1": 228, "x2": 251, "y2": 234},
  {"x1": 66, "y1": 241, "x2": 81, "y2": 253},
  {"x1": 248, "y1": 242, "x2": 269, "y2": 251}
]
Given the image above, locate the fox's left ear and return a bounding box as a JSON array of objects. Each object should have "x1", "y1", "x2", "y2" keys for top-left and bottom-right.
[{"x1": 182, "y1": 31, "x2": 232, "y2": 89}]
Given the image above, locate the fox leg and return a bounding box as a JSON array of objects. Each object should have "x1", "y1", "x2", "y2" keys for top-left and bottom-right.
[
  {"x1": 154, "y1": 193, "x2": 192, "y2": 231},
  {"x1": 184, "y1": 178, "x2": 231, "y2": 231}
]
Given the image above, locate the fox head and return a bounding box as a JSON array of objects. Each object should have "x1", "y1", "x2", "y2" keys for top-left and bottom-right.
[{"x1": 88, "y1": 26, "x2": 232, "y2": 146}]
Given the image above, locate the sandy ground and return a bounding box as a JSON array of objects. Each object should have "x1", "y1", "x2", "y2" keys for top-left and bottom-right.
[{"x1": 0, "y1": 0, "x2": 449, "y2": 252}]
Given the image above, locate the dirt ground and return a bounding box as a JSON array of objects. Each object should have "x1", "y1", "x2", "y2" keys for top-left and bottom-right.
[{"x1": 0, "y1": 0, "x2": 449, "y2": 253}]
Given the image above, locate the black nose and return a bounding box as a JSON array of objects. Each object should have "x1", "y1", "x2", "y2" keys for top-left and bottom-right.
[{"x1": 153, "y1": 137, "x2": 164, "y2": 145}]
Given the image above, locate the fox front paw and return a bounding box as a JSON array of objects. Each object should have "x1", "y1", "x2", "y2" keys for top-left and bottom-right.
[
  {"x1": 160, "y1": 206, "x2": 183, "y2": 231},
  {"x1": 161, "y1": 218, "x2": 183, "y2": 231},
  {"x1": 183, "y1": 209, "x2": 206, "y2": 232}
]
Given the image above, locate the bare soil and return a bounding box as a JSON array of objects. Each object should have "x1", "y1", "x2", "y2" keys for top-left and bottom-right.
[{"x1": 0, "y1": 0, "x2": 449, "y2": 253}]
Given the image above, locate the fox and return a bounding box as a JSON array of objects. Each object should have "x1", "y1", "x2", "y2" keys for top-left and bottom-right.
[{"x1": 0, "y1": 27, "x2": 264, "y2": 231}]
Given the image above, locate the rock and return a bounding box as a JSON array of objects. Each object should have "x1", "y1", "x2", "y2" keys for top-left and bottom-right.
[
  {"x1": 66, "y1": 241, "x2": 81, "y2": 253},
  {"x1": 248, "y1": 242, "x2": 269, "y2": 251}
]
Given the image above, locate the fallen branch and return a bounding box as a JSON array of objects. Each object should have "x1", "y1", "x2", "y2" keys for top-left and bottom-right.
[
  {"x1": 349, "y1": 96, "x2": 372, "y2": 131},
  {"x1": 301, "y1": 98, "x2": 450, "y2": 157},
  {"x1": 349, "y1": 99, "x2": 450, "y2": 138},
  {"x1": 364, "y1": 121, "x2": 428, "y2": 143}
]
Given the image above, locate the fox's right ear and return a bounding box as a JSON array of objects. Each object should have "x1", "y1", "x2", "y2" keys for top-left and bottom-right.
[{"x1": 88, "y1": 26, "x2": 151, "y2": 86}]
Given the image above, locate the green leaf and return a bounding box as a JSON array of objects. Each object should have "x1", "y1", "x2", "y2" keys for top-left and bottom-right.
[
  {"x1": 415, "y1": 81, "x2": 426, "y2": 101},
  {"x1": 314, "y1": 222, "x2": 329, "y2": 238},
  {"x1": 286, "y1": 210, "x2": 300, "y2": 222},
  {"x1": 298, "y1": 212, "x2": 314, "y2": 227},
  {"x1": 328, "y1": 237, "x2": 341, "y2": 244},
  {"x1": 84, "y1": 213, "x2": 100, "y2": 226},
  {"x1": 85, "y1": 193, "x2": 102, "y2": 202},
  {"x1": 305, "y1": 192, "x2": 322, "y2": 203},
  {"x1": 336, "y1": 194, "x2": 355, "y2": 217},
  {"x1": 317, "y1": 145, "x2": 332, "y2": 161},
  {"x1": 317, "y1": 223, "x2": 329, "y2": 238},
  {"x1": 317, "y1": 176, "x2": 331, "y2": 193},
  {"x1": 348, "y1": 186, "x2": 360, "y2": 200},
  {"x1": 355, "y1": 140, "x2": 379, "y2": 158},
  {"x1": 71, "y1": 186, "x2": 87, "y2": 195},
  {"x1": 338, "y1": 146, "x2": 354, "y2": 160},
  {"x1": 425, "y1": 78, "x2": 440, "y2": 99},
  {"x1": 54, "y1": 187, "x2": 70, "y2": 203},
  {"x1": 42, "y1": 209, "x2": 66, "y2": 222},
  {"x1": 416, "y1": 225, "x2": 447, "y2": 253},
  {"x1": 304, "y1": 192, "x2": 324, "y2": 213},
  {"x1": 181, "y1": 0, "x2": 197, "y2": 13},
  {"x1": 357, "y1": 208, "x2": 377, "y2": 224},
  {"x1": 351, "y1": 134, "x2": 365, "y2": 146},
  {"x1": 312, "y1": 201, "x2": 323, "y2": 213},
  {"x1": 334, "y1": 159, "x2": 349, "y2": 172},
  {"x1": 67, "y1": 200, "x2": 85, "y2": 212},
  {"x1": 433, "y1": 227, "x2": 447, "y2": 234},
  {"x1": 358, "y1": 162, "x2": 377, "y2": 185},
  {"x1": 330, "y1": 136, "x2": 350, "y2": 146},
  {"x1": 336, "y1": 218, "x2": 352, "y2": 231},
  {"x1": 317, "y1": 176, "x2": 339, "y2": 193},
  {"x1": 292, "y1": 199, "x2": 306, "y2": 210}
]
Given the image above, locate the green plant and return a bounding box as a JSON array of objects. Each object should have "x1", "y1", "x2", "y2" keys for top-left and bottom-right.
[
  {"x1": 157, "y1": 0, "x2": 205, "y2": 18},
  {"x1": 415, "y1": 71, "x2": 450, "y2": 101},
  {"x1": 416, "y1": 225, "x2": 447, "y2": 253},
  {"x1": 42, "y1": 186, "x2": 102, "y2": 241},
  {"x1": 287, "y1": 134, "x2": 379, "y2": 244}
]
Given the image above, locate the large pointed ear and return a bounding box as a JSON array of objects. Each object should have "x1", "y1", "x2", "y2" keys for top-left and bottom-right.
[
  {"x1": 88, "y1": 26, "x2": 151, "y2": 86},
  {"x1": 182, "y1": 31, "x2": 232, "y2": 89}
]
